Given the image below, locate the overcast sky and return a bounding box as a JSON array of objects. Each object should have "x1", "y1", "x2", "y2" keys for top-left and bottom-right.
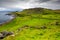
[{"x1": 0, "y1": 0, "x2": 60, "y2": 11}]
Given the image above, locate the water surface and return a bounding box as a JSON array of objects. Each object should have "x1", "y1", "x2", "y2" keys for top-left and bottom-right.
[{"x1": 0, "y1": 11, "x2": 14, "y2": 24}]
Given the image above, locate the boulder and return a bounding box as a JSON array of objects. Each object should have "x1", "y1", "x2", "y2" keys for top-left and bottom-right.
[
  {"x1": 1, "y1": 31, "x2": 13, "y2": 36},
  {"x1": 0, "y1": 31, "x2": 13, "y2": 39},
  {"x1": 0, "y1": 33, "x2": 4, "y2": 39}
]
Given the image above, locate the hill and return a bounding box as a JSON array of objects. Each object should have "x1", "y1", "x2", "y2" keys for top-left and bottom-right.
[{"x1": 0, "y1": 8, "x2": 60, "y2": 40}]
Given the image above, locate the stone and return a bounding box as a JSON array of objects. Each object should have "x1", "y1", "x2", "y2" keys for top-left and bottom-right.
[
  {"x1": 24, "y1": 25, "x2": 29, "y2": 27},
  {"x1": 55, "y1": 22, "x2": 59, "y2": 25},
  {"x1": 30, "y1": 26, "x2": 40, "y2": 29},
  {"x1": 11, "y1": 34, "x2": 15, "y2": 37},
  {"x1": 1, "y1": 31, "x2": 9, "y2": 36},
  {"x1": 17, "y1": 28, "x2": 23, "y2": 31},
  {"x1": 41, "y1": 26, "x2": 47, "y2": 29},
  {"x1": 1, "y1": 31, "x2": 13, "y2": 36},
  {"x1": 6, "y1": 32, "x2": 13, "y2": 36},
  {"x1": 0, "y1": 33, "x2": 4, "y2": 39},
  {"x1": 0, "y1": 31, "x2": 13, "y2": 39}
]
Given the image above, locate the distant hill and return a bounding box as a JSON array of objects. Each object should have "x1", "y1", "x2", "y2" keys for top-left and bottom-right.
[
  {"x1": 11, "y1": 8, "x2": 60, "y2": 16},
  {"x1": 53, "y1": 10, "x2": 60, "y2": 13}
]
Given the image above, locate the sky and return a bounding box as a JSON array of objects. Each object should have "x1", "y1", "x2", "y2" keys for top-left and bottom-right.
[{"x1": 0, "y1": 0, "x2": 60, "y2": 11}]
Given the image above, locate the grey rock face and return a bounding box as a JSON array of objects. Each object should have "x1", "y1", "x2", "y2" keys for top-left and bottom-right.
[{"x1": 0, "y1": 31, "x2": 13, "y2": 39}]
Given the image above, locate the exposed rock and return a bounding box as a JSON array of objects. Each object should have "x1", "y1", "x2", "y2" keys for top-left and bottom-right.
[
  {"x1": 5, "y1": 14, "x2": 12, "y2": 15},
  {"x1": 23, "y1": 25, "x2": 29, "y2": 27},
  {"x1": 30, "y1": 26, "x2": 40, "y2": 29},
  {"x1": 11, "y1": 34, "x2": 15, "y2": 37},
  {"x1": 17, "y1": 28, "x2": 22, "y2": 31},
  {"x1": 1, "y1": 31, "x2": 13, "y2": 36},
  {"x1": 40, "y1": 26, "x2": 47, "y2": 29},
  {"x1": 55, "y1": 21, "x2": 59, "y2": 25},
  {"x1": 0, "y1": 33, "x2": 4, "y2": 39},
  {"x1": 0, "y1": 31, "x2": 13, "y2": 39}
]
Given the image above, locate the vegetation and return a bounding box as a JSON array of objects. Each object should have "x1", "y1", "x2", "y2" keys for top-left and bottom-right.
[{"x1": 0, "y1": 8, "x2": 60, "y2": 40}]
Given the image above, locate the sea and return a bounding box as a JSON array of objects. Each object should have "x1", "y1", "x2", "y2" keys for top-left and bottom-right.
[{"x1": 0, "y1": 11, "x2": 14, "y2": 24}]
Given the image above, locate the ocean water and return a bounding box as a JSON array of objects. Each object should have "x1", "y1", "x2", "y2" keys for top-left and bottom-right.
[{"x1": 0, "y1": 11, "x2": 14, "y2": 24}]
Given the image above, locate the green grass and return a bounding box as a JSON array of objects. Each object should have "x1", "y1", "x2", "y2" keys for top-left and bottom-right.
[{"x1": 0, "y1": 8, "x2": 60, "y2": 40}]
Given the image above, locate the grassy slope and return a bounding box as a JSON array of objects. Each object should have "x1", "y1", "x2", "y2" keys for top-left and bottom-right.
[{"x1": 0, "y1": 8, "x2": 60, "y2": 40}]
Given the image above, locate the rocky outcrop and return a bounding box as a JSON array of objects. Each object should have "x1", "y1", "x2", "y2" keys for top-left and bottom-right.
[
  {"x1": 17, "y1": 25, "x2": 47, "y2": 32},
  {"x1": 0, "y1": 31, "x2": 13, "y2": 39}
]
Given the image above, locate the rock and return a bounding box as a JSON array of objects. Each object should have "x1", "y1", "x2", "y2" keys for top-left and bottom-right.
[
  {"x1": 17, "y1": 28, "x2": 23, "y2": 31},
  {"x1": 55, "y1": 22, "x2": 59, "y2": 25},
  {"x1": 30, "y1": 26, "x2": 40, "y2": 29},
  {"x1": 35, "y1": 26, "x2": 40, "y2": 29},
  {"x1": 24, "y1": 25, "x2": 29, "y2": 27},
  {"x1": 0, "y1": 31, "x2": 13, "y2": 39},
  {"x1": 6, "y1": 32, "x2": 13, "y2": 36},
  {"x1": 23, "y1": 25, "x2": 29, "y2": 29},
  {"x1": 41, "y1": 26, "x2": 47, "y2": 29},
  {"x1": 11, "y1": 34, "x2": 15, "y2": 37},
  {"x1": 5, "y1": 14, "x2": 11, "y2": 15},
  {"x1": 1, "y1": 31, "x2": 13, "y2": 36},
  {"x1": 0, "y1": 33, "x2": 4, "y2": 39}
]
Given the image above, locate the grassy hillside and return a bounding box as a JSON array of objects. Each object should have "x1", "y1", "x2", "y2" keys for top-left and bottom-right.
[{"x1": 0, "y1": 8, "x2": 60, "y2": 40}]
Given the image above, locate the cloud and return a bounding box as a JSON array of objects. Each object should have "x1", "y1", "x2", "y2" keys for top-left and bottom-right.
[
  {"x1": 0, "y1": 0, "x2": 60, "y2": 10},
  {"x1": 38, "y1": 1, "x2": 60, "y2": 9},
  {"x1": 0, "y1": 7, "x2": 22, "y2": 11},
  {"x1": 0, "y1": 8, "x2": 6, "y2": 11},
  {"x1": 0, "y1": 0, "x2": 49, "y2": 8},
  {"x1": 0, "y1": 8, "x2": 11, "y2": 11}
]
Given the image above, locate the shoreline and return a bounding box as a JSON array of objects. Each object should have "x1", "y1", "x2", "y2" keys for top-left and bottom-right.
[{"x1": 0, "y1": 15, "x2": 16, "y2": 26}]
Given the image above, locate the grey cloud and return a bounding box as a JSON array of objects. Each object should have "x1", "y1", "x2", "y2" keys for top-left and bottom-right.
[
  {"x1": 0, "y1": 0, "x2": 60, "y2": 9},
  {"x1": 0, "y1": 0, "x2": 49, "y2": 8},
  {"x1": 38, "y1": 1, "x2": 60, "y2": 9}
]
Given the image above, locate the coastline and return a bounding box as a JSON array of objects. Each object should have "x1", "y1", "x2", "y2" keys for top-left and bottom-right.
[{"x1": 0, "y1": 15, "x2": 16, "y2": 26}]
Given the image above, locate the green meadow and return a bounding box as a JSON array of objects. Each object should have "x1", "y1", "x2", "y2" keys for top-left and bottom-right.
[{"x1": 0, "y1": 8, "x2": 60, "y2": 40}]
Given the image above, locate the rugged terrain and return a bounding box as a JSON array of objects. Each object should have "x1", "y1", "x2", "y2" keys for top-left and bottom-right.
[{"x1": 0, "y1": 8, "x2": 60, "y2": 40}]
